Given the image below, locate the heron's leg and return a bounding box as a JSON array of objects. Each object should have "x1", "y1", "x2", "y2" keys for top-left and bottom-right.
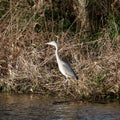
[
  {"x1": 65, "y1": 78, "x2": 68, "y2": 83},
  {"x1": 65, "y1": 78, "x2": 70, "y2": 94},
  {"x1": 62, "y1": 77, "x2": 68, "y2": 84},
  {"x1": 63, "y1": 78, "x2": 68, "y2": 91}
]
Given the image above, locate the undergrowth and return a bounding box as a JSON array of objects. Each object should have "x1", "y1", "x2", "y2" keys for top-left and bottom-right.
[{"x1": 0, "y1": 0, "x2": 120, "y2": 101}]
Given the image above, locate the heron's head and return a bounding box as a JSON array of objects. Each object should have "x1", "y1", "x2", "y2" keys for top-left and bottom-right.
[{"x1": 46, "y1": 41, "x2": 57, "y2": 47}]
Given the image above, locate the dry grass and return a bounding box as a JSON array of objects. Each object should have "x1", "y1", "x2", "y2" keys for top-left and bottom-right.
[{"x1": 0, "y1": 0, "x2": 120, "y2": 100}]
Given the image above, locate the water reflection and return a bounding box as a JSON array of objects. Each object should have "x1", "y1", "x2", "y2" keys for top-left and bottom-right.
[{"x1": 0, "y1": 93, "x2": 120, "y2": 120}]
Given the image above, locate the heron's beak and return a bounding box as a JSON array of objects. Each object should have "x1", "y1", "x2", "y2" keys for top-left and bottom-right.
[{"x1": 46, "y1": 42, "x2": 51, "y2": 45}]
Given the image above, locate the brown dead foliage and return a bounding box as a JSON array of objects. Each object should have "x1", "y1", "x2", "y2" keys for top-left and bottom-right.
[{"x1": 0, "y1": 0, "x2": 120, "y2": 100}]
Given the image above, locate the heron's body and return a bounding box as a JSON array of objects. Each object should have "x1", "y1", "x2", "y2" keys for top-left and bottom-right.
[{"x1": 46, "y1": 41, "x2": 78, "y2": 80}]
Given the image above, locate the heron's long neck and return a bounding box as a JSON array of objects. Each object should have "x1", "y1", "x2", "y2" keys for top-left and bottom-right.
[{"x1": 55, "y1": 46, "x2": 61, "y2": 63}]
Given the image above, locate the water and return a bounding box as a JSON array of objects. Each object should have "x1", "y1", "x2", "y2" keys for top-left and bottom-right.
[{"x1": 0, "y1": 93, "x2": 120, "y2": 120}]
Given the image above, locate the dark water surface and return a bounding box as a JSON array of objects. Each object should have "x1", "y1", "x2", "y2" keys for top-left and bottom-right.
[{"x1": 0, "y1": 93, "x2": 120, "y2": 120}]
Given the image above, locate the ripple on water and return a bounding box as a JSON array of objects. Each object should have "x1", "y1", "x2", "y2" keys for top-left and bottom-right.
[{"x1": 0, "y1": 94, "x2": 120, "y2": 120}]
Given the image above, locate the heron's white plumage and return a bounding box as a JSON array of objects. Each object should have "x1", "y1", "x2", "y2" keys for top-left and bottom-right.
[{"x1": 46, "y1": 41, "x2": 78, "y2": 80}]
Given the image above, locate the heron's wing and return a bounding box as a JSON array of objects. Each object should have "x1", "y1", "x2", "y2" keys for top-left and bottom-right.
[{"x1": 61, "y1": 61, "x2": 78, "y2": 80}]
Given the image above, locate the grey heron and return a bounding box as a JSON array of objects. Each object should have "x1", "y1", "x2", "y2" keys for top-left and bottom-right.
[{"x1": 46, "y1": 41, "x2": 78, "y2": 81}]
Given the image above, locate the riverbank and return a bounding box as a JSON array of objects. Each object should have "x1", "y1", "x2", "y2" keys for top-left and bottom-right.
[
  {"x1": 0, "y1": 0, "x2": 120, "y2": 101},
  {"x1": 0, "y1": 33, "x2": 120, "y2": 101}
]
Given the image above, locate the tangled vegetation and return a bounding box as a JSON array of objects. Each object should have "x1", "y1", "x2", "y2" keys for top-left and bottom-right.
[{"x1": 0, "y1": 0, "x2": 120, "y2": 101}]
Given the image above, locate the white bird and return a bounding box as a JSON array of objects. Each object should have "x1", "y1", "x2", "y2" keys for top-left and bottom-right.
[{"x1": 46, "y1": 41, "x2": 78, "y2": 81}]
